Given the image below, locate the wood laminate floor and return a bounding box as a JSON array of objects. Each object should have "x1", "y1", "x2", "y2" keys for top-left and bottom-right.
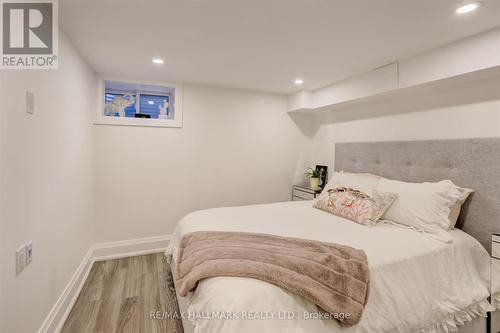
[{"x1": 61, "y1": 253, "x2": 183, "y2": 333}]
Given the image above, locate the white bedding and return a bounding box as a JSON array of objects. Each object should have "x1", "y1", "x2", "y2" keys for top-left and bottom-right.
[{"x1": 165, "y1": 200, "x2": 492, "y2": 333}]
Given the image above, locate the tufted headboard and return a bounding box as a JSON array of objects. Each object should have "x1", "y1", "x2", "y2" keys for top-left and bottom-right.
[{"x1": 334, "y1": 138, "x2": 500, "y2": 253}]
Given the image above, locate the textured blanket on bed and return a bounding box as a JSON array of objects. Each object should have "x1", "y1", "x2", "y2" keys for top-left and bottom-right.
[{"x1": 175, "y1": 231, "x2": 370, "y2": 326}]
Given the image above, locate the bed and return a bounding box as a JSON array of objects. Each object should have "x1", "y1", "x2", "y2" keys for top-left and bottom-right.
[{"x1": 166, "y1": 138, "x2": 500, "y2": 333}]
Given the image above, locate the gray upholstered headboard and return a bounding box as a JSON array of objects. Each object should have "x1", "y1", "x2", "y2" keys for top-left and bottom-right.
[{"x1": 334, "y1": 138, "x2": 500, "y2": 253}]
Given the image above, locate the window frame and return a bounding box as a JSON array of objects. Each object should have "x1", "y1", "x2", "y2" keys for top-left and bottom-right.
[{"x1": 95, "y1": 77, "x2": 183, "y2": 128}]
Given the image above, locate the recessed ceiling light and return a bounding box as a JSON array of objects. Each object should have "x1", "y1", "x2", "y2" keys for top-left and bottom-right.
[
  {"x1": 456, "y1": 2, "x2": 481, "y2": 14},
  {"x1": 152, "y1": 57, "x2": 164, "y2": 65},
  {"x1": 294, "y1": 79, "x2": 304, "y2": 85}
]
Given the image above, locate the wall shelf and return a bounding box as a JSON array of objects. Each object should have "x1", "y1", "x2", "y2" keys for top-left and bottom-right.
[{"x1": 288, "y1": 66, "x2": 500, "y2": 115}]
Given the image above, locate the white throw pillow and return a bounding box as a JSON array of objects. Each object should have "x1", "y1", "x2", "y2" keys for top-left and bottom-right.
[{"x1": 378, "y1": 179, "x2": 462, "y2": 242}]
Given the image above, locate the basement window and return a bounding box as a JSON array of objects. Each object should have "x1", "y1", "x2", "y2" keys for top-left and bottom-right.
[{"x1": 95, "y1": 79, "x2": 183, "y2": 128}]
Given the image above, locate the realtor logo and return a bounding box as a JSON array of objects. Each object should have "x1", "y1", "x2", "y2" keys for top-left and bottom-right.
[{"x1": 1, "y1": 0, "x2": 58, "y2": 69}]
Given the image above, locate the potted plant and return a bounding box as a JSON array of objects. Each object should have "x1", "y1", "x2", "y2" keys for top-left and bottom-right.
[{"x1": 305, "y1": 167, "x2": 321, "y2": 189}]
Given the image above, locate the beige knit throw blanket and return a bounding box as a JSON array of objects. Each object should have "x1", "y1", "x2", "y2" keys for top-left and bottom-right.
[{"x1": 175, "y1": 231, "x2": 370, "y2": 327}]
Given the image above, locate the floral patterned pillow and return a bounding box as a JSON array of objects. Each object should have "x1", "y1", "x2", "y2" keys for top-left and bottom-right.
[{"x1": 313, "y1": 184, "x2": 397, "y2": 226}]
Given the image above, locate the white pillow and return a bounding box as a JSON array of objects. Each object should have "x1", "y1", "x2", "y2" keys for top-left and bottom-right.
[
  {"x1": 342, "y1": 171, "x2": 382, "y2": 180},
  {"x1": 378, "y1": 179, "x2": 462, "y2": 242},
  {"x1": 323, "y1": 171, "x2": 379, "y2": 192}
]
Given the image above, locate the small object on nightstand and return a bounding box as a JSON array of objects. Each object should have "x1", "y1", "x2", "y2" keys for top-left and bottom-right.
[
  {"x1": 491, "y1": 233, "x2": 500, "y2": 333},
  {"x1": 304, "y1": 167, "x2": 321, "y2": 189},
  {"x1": 292, "y1": 184, "x2": 322, "y2": 201},
  {"x1": 316, "y1": 165, "x2": 328, "y2": 189}
]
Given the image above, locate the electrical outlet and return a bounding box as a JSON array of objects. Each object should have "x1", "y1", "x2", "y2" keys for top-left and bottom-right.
[
  {"x1": 26, "y1": 241, "x2": 33, "y2": 266},
  {"x1": 16, "y1": 246, "x2": 26, "y2": 276}
]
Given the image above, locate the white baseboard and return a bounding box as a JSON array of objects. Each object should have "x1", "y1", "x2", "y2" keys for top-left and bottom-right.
[
  {"x1": 37, "y1": 234, "x2": 171, "y2": 333},
  {"x1": 37, "y1": 248, "x2": 94, "y2": 333},
  {"x1": 92, "y1": 235, "x2": 171, "y2": 262}
]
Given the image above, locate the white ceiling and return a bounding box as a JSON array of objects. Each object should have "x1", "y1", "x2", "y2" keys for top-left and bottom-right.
[{"x1": 60, "y1": 0, "x2": 500, "y2": 94}]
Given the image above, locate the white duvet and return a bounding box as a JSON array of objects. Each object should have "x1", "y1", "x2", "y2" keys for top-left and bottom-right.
[{"x1": 165, "y1": 200, "x2": 491, "y2": 333}]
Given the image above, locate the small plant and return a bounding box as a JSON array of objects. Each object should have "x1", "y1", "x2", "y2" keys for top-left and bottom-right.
[{"x1": 304, "y1": 167, "x2": 320, "y2": 178}]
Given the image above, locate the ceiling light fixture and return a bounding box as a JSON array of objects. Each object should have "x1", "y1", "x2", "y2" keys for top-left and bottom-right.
[
  {"x1": 455, "y1": 2, "x2": 481, "y2": 14},
  {"x1": 294, "y1": 79, "x2": 304, "y2": 85},
  {"x1": 152, "y1": 57, "x2": 164, "y2": 65}
]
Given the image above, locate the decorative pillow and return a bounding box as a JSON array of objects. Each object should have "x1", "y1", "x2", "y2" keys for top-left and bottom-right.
[
  {"x1": 313, "y1": 184, "x2": 398, "y2": 226},
  {"x1": 448, "y1": 187, "x2": 474, "y2": 230},
  {"x1": 378, "y1": 179, "x2": 462, "y2": 242}
]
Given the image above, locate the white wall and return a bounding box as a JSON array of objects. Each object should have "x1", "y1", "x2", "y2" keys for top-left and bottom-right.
[
  {"x1": 0, "y1": 31, "x2": 97, "y2": 333},
  {"x1": 94, "y1": 84, "x2": 305, "y2": 242},
  {"x1": 399, "y1": 27, "x2": 500, "y2": 88},
  {"x1": 302, "y1": 75, "x2": 500, "y2": 175}
]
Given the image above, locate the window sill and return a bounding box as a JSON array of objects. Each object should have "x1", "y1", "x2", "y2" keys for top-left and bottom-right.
[{"x1": 93, "y1": 117, "x2": 182, "y2": 128}]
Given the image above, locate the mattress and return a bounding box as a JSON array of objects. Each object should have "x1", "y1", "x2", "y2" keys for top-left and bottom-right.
[{"x1": 165, "y1": 200, "x2": 492, "y2": 333}]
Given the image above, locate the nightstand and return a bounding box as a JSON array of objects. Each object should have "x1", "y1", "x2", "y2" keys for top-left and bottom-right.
[
  {"x1": 292, "y1": 184, "x2": 322, "y2": 201},
  {"x1": 491, "y1": 234, "x2": 500, "y2": 333}
]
